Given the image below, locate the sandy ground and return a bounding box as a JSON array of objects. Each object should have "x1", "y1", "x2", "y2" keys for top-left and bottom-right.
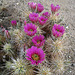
[{"x1": 0, "y1": 0, "x2": 75, "y2": 75}]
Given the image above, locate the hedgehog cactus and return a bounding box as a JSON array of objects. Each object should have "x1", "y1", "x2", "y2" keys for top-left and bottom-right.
[
  {"x1": 0, "y1": 2, "x2": 70, "y2": 75},
  {"x1": 36, "y1": 65, "x2": 52, "y2": 75},
  {"x1": 6, "y1": 58, "x2": 33, "y2": 75},
  {"x1": 3, "y1": 43, "x2": 13, "y2": 55}
]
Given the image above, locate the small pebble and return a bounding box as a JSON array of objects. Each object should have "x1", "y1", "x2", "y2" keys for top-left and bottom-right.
[
  {"x1": 69, "y1": 56, "x2": 71, "y2": 58},
  {"x1": 70, "y1": 71, "x2": 72, "y2": 73},
  {"x1": 66, "y1": 26, "x2": 69, "y2": 29},
  {"x1": 3, "y1": 55, "x2": 6, "y2": 58},
  {"x1": 16, "y1": 3, "x2": 19, "y2": 5}
]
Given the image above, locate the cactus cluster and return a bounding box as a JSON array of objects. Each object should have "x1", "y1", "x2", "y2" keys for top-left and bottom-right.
[{"x1": 0, "y1": 2, "x2": 70, "y2": 75}]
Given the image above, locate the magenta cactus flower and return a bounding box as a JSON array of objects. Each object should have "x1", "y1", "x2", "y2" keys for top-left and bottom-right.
[
  {"x1": 51, "y1": 4, "x2": 60, "y2": 13},
  {"x1": 29, "y1": 13, "x2": 39, "y2": 22},
  {"x1": 28, "y1": 2, "x2": 37, "y2": 9},
  {"x1": 11, "y1": 20, "x2": 17, "y2": 26},
  {"x1": 24, "y1": 23, "x2": 37, "y2": 36},
  {"x1": 56, "y1": 13, "x2": 59, "y2": 16},
  {"x1": 5, "y1": 30, "x2": 10, "y2": 38},
  {"x1": 37, "y1": 3, "x2": 44, "y2": 12},
  {"x1": 24, "y1": 20, "x2": 26, "y2": 25},
  {"x1": 32, "y1": 35, "x2": 45, "y2": 47},
  {"x1": 38, "y1": 16, "x2": 48, "y2": 25},
  {"x1": 26, "y1": 46, "x2": 45, "y2": 65},
  {"x1": 42, "y1": 12, "x2": 51, "y2": 18},
  {"x1": 52, "y1": 24, "x2": 65, "y2": 37}
]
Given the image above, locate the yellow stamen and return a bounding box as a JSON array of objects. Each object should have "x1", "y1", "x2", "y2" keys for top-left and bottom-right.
[
  {"x1": 57, "y1": 29, "x2": 59, "y2": 32},
  {"x1": 32, "y1": 54, "x2": 39, "y2": 61},
  {"x1": 29, "y1": 29, "x2": 33, "y2": 32},
  {"x1": 37, "y1": 40, "x2": 41, "y2": 44}
]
